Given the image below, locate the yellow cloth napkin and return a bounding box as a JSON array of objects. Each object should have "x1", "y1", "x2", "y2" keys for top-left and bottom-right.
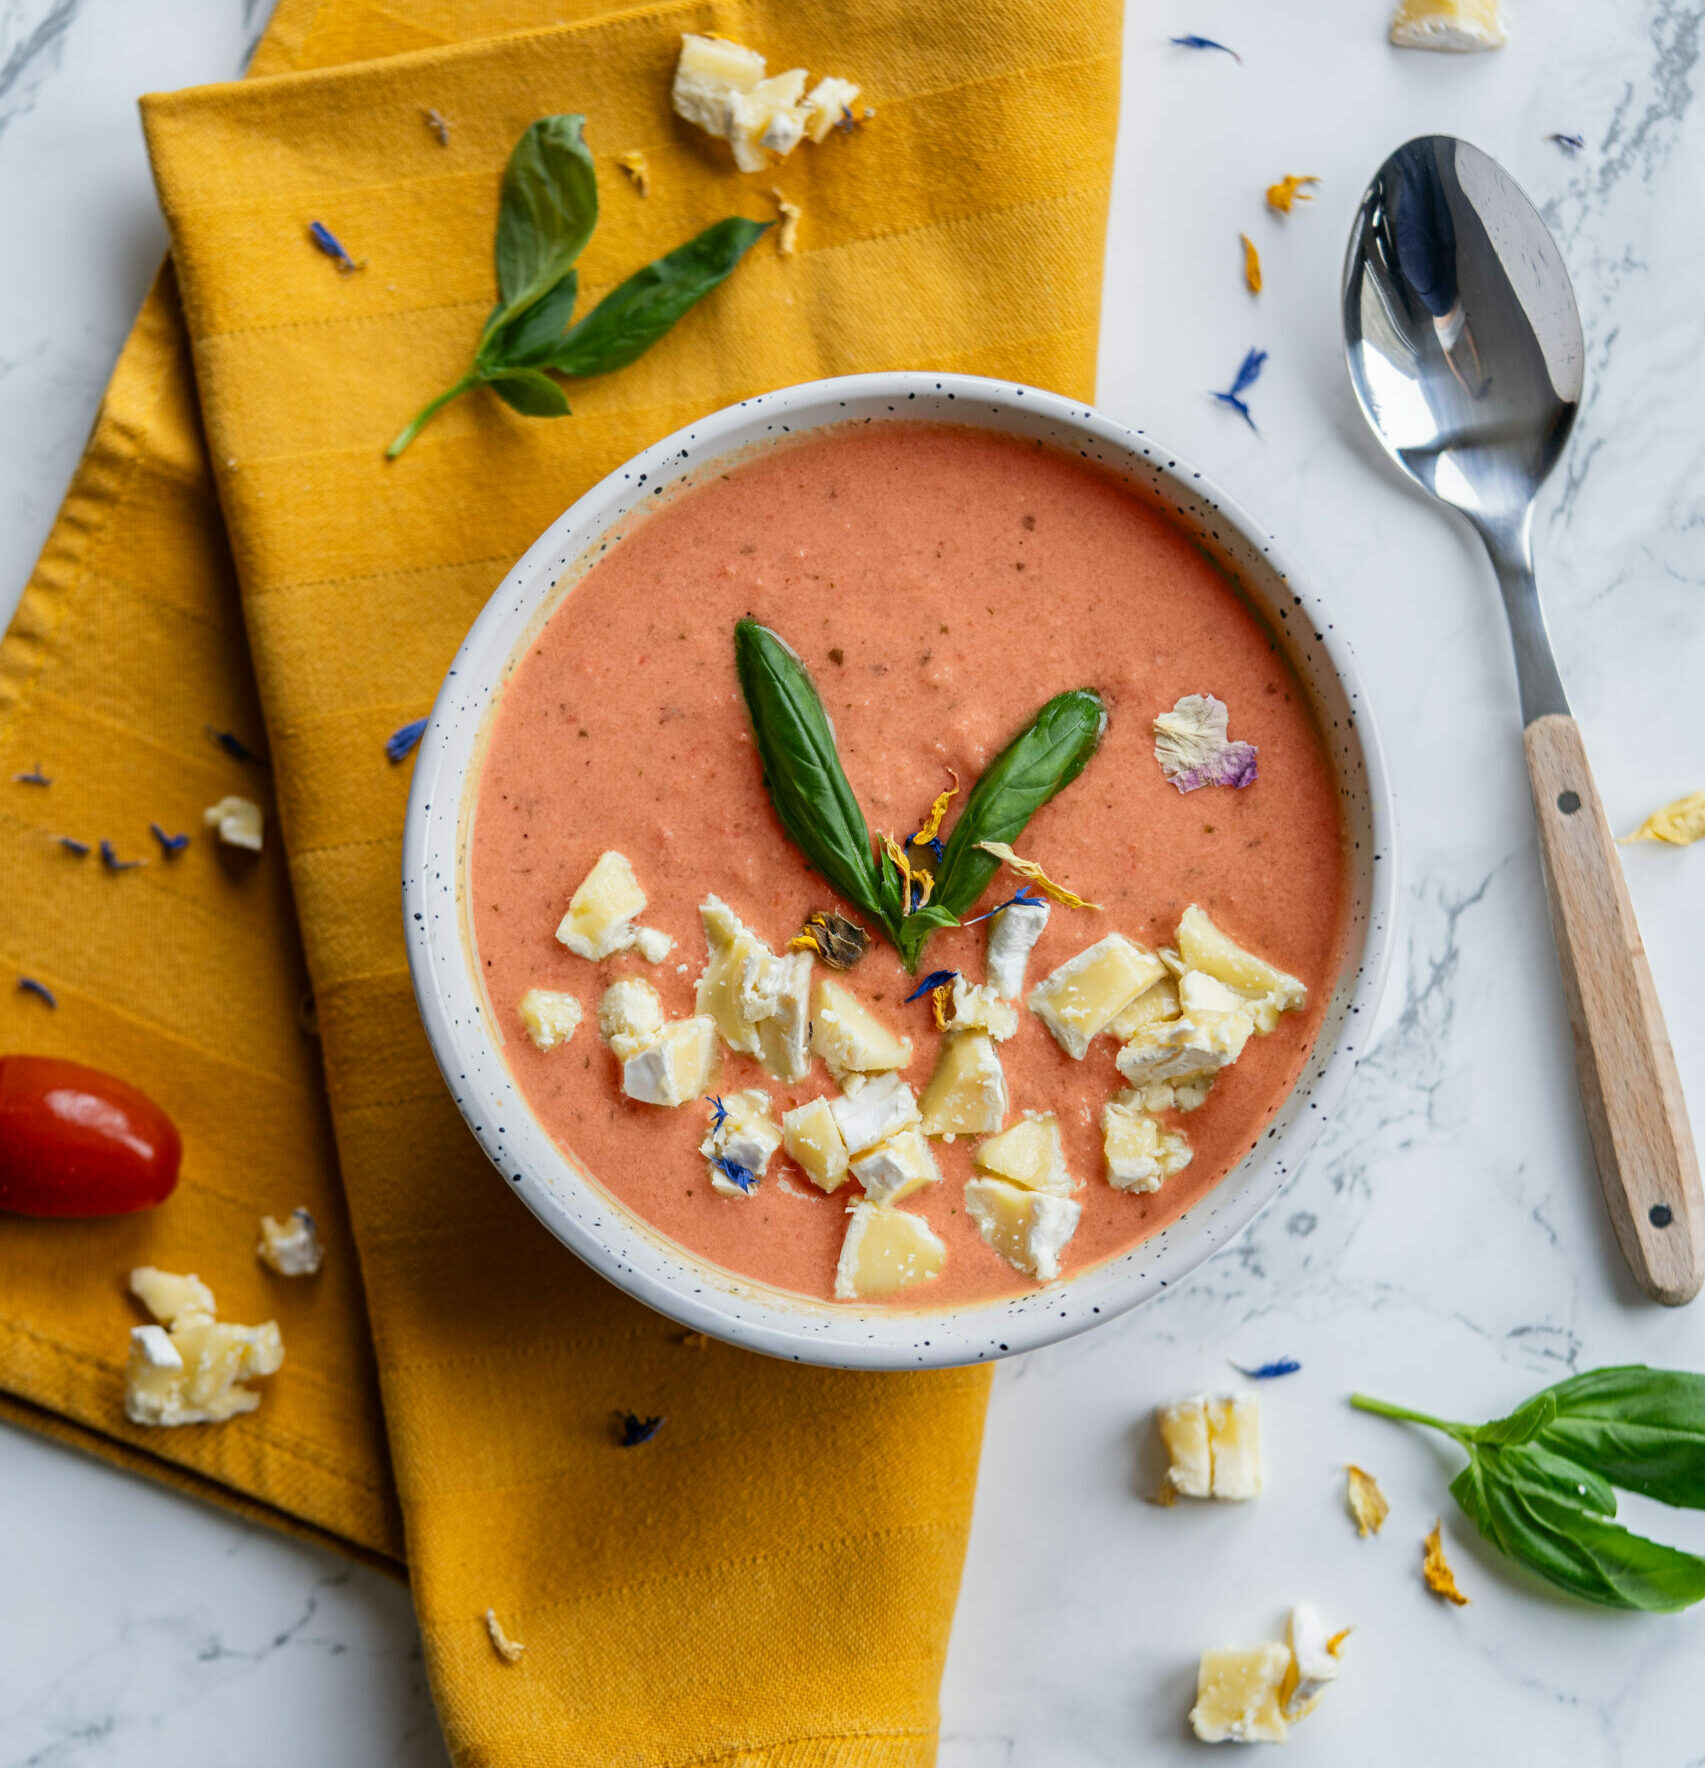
[{"x1": 3, "y1": 0, "x2": 1119, "y2": 1759}]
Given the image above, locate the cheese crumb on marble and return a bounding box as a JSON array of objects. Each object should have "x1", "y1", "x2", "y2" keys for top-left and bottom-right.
[
  {"x1": 203, "y1": 795, "x2": 264, "y2": 851},
  {"x1": 517, "y1": 987, "x2": 583, "y2": 1052},
  {"x1": 696, "y1": 896, "x2": 812, "y2": 1082},
  {"x1": 850, "y1": 1125, "x2": 941, "y2": 1205},
  {"x1": 1389, "y1": 0, "x2": 1507, "y2": 50},
  {"x1": 1190, "y1": 1642, "x2": 1292, "y2": 1744},
  {"x1": 671, "y1": 33, "x2": 862, "y2": 173},
  {"x1": 1157, "y1": 1393, "x2": 1263, "y2": 1500},
  {"x1": 963, "y1": 1177, "x2": 1080, "y2": 1282},
  {"x1": 985, "y1": 896, "x2": 1049, "y2": 999},
  {"x1": 621, "y1": 1015, "x2": 720, "y2": 1108},
  {"x1": 485, "y1": 1608, "x2": 525, "y2": 1664},
  {"x1": 830, "y1": 1070, "x2": 921, "y2": 1157},
  {"x1": 598, "y1": 977, "x2": 665, "y2": 1062},
  {"x1": 701, "y1": 1089, "x2": 782, "y2": 1195},
  {"x1": 834, "y1": 1200, "x2": 946, "y2": 1300},
  {"x1": 972, "y1": 1111, "x2": 1073, "y2": 1195},
  {"x1": 125, "y1": 1267, "x2": 284, "y2": 1427},
  {"x1": 257, "y1": 1208, "x2": 324, "y2": 1276},
  {"x1": 811, "y1": 976, "x2": 912, "y2": 1083},
  {"x1": 555, "y1": 851, "x2": 668, "y2": 961},
  {"x1": 782, "y1": 1096, "x2": 851, "y2": 1192},
  {"x1": 1029, "y1": 932, "x2": 1167, "y2": 1059},
  {"x1": 918, "y1": 1031, "x2": 1007, "y2": 1137},
  {"x1": 1101, "y1": 1096, "x2": 1192, "y2": 1193}
]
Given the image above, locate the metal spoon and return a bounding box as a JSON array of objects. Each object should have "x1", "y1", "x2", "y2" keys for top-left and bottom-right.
[{"x1": 1343, "y1": 135, "x2": 1703, "y2": 1305}]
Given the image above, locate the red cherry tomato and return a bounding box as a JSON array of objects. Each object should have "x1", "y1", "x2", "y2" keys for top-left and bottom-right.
[{"x1": 0, "y1": 1056, "x2": 181, "y2": 1216}]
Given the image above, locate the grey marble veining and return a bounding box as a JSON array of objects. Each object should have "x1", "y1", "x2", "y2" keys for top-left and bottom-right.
[{"x1": 4, "y1": 0, "x2": 1705, "y2": 1762}]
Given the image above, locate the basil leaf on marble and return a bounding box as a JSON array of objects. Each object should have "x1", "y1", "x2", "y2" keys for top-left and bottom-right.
[
  {"x1": 388, "y1": 117, "x2": 767, "y2": 457},
  {"x1": 1353, "y1": 1366, "x2": 1705, "y2": 1612}
]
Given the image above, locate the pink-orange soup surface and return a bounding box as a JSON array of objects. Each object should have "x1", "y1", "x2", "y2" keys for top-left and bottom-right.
[{"x1": 471, "y1": 423, "x2": 1348, "y2": 1307}]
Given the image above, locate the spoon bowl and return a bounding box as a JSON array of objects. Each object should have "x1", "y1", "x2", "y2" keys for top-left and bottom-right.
[{"x1": 1343, "y1": 136, "x2": 1703, "y2": 1306}]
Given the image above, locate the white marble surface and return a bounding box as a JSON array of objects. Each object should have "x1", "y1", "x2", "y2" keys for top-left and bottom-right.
[{"x1": 4, "y1": 0, "x2": 1705, "y2": 1761}]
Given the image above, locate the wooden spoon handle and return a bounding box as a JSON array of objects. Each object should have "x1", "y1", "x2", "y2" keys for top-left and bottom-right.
[{"x1": 1525, "y1": 714, "x2": 1705, "y2": 1304}]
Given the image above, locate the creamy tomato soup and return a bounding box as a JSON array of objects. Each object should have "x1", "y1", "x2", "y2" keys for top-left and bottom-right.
[{"x1": 471, "y1": 423, "x2": 1347, "y2": 1307}]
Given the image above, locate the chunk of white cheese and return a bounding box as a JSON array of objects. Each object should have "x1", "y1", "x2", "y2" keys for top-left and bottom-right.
[
  {"x1": 203, "y1": 795, "x2": 264, "y2": 852},
  {"x1": 1114, "y1": 970, "x2": 1255, "y2": 1087},
  {"x1": 257, "y1": 1208, "x2": 324, "y2": 1276},
  {"x1": 556, "y1": 851, "x2": 648, "y2": 960},
  {"x1": 131, "y1": 1323, "x2": 181, "y2": 1370},
  {"x1": 1028, "y1": 933, "x2": 1167, "y2": 1059},
  {"x1": 1175, "y1": 903, "x2": 1307, "y2": 1034},
  {"x1": 517, "y1": 987, "x2": 583, "y2": 1052},
  {"x1": 812, "y1": 976, "x2": 912, "y2": 1082},
  {"x1": 803, "y1": 74, "x2": 862, "y2": 143},
  {"x1": 985, "y1": 897, "x2": 1049, "y2": 999},
  {"x1": 598, "y1": 977, "x2": 665, "y2": 1062},
  {"x1": 1157, "y1": 1393, "x2": 1263, "y2": 1501},
  {"x1": 621, "y1": 1015, "x2": 719, "y2": 1107},
  {"x1": 830, "y1": 1069, "x2": 920, "y2": 1157},
  {"x1": 972, "y1": 1111, "x2": 1073, "y2": 1195},
  {"x1": 1281, "y1": 1603, "x2": 1344, "y2": 1720},
  {"x1": 1101, "y1": 1096, "x2": 1192, "y2": 1194},
  {"x1": 729, "y1": 67, "x2": 809, "y2": 171},
  {"x1": 782, "y1": 1096, "x2": 850, "y2": 1192},
  {"x1": 701, "y1": 1089, "x2": 782, "y2": 1195},
  {"x1": 671, "y1": 32, "x2": 766, "y2": 140},
  {"x1": 1190, "y1": 1643, "x2": 1292, "y2": 1744},
  {"x1": 963, "y1": 1177, "x2": 1080, "y2": 1282},
  {"x1": 834, "y1": 1201, "x2": 946, "y2": 1300},
  {"x1": 850, "y1": 1125, "x2": 941, "y2": 1205},
  {"x1": 129, "y1": 1266, "x2": 216, "y2": 1327},
  {"x1": 942, "y1": 978, "x2": 1019, "y2": 1042},
  {"x1": 918, "y1": 1031, "x2": 1007, "y2": 1137},
  {"x1": 695, "y1": 896, "x2": 813, "y2": 1082},
  {"x1": 1106, "y1": 974, "x2": 1179, "y2": 1040},
  {"x1": 1390, "y1": 0, "x2": 1507, "y2": 51},
  {"x1": 633, "y1": 926, "x2": 674, "y2": 964}
]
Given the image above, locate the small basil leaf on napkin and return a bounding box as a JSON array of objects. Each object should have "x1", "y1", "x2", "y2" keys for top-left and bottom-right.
[
  {"x1": 388, "y1": 117, "x2": 768, "y2": 458},
  {"x1": 734, "y1": 620, "x2": 887, "y2": 927},
  {"x1": 549, "y1": 218, "x2": 772, "y2": 378},
  {"x1": 487, "y1": 369, "x2": 572, "y2": 417},
  {"x1": 928, "y1": 689, "x2": 1107, "y2": 919},
  {"x1": 491, "y1": 115, "x2": 597, "y2": 331},
  {"x1": 1353, "y1": 1366, "x2": 1705, "y2": 1611}
]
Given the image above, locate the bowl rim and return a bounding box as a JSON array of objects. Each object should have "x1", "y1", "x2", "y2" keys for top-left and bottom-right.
[{"x1": 402, "y1": 370, "x2": 1398, "y2": 1370}]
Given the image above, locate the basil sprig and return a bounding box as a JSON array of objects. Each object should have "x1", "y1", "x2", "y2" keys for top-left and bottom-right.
[
  {"x1": 1353, "y1": 1366, "x2": 1705, "y2": 1612},
  {"x1": 734, "y1": 620, "x2": 1106, "y2": 971},
  {"x1": 388, "y1": 116, "x2": 769, "y2": 457}
]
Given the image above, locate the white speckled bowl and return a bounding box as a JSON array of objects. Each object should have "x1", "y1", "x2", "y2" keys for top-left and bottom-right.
[{"x1": 402, "y1": 372, "x2": 1396, "y2": 1369}]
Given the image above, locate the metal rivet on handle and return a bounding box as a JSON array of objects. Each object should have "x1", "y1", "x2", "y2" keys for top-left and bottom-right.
[
  {"x1": 1557, "y1": 790, "x2": 1581, "y2": 814},
  {"x1": 1650, "y1": 1203, "x2": 1674, "y2": 1228}
]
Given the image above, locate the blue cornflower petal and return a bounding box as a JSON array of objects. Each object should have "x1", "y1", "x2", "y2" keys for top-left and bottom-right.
[
  {"x1": 707, "y1": 1095, "x2": 730, "y2": 1132},
  {"x1": 1548, "y1": 133, "x2": 1586, "y2": 153},
  {"x1": 616, "y1": 1410, "x2": 664, "y2": 1447},
  {"x1": 150, "y1": 823, "x2": 190, "y2": 857},
  {"x1": 1170, "y1": 33, "x2": 1241, "y2": 62},
  {"x1": 386, "y1": 717, "x2": 429, "y2": 763},
  {"x1": 904, "y1": 969, "x2": 958, "y2": 1002},
  {"x1": 961, "y1": 886, "x2": 1044, "y2": 927},
  {"x1": 1232, "y1": 1357, "x2": 1302, "y2": 1380},
  {"x1": 100, "y1": 840, "x2": 143, "y2": 871},
  {"x1": 58, "y1": 837, "x2": 91, "y2": 857},
  {"x1": 18, "y1": 977, "x2": 57, "y2": 1008},
  {"x1": 711, "y1": 1154, "x2": 758, "y2": 1194},
  {"x1": 13, "y1": 765, "x2": 50, "y2": 786},
  {"x1": 308, "y1": 220, "x2": 363, "y2": 273},
  {"x1": 207, "y1": 726, "x2": 261, "y2": 764}
]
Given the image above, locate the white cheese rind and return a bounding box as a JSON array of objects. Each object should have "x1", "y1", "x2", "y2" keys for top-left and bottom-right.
[
  {"x1": 803, "y1": 75, "x2": 861, "y2": 143},
  {"x1": 621, "y1": 1015, "x2": 719, "y2": 1107},
  {"x1": 985, "y1": 897, "x2": 1049, "y2": 999},
  {"x1": 1114, "y1": 970, "x2": 1255, "y2": 1086},
  {"x1": 833, "y1": 1201, "x2": 946, "y2": 1300},
  {"x1": 830, "y1": 1070, "x2": 921, "y2": 1157},
  {"x1": 850, "y1": 1125, "x2": 941, "y2": 1205},
  {"x1": 695, "y1": 896, "x2": 813, "y2": 1081},
  {"x1": 557, "y1": 851, "x2": 648, "y2": 959},
  {"x1": 1028, "y1": 933, "x2": 1166, "y2": 1059},
  {"x1": 1282, "y1": 1602, "x2": 1342, "y2": 1719},
  {"x1": 943, "y1": 978, "x2": 1019, "y2": 1042},
  {"x1": 918, "y1": 1031, "x2": 1007, "y2": 1137},
  {"x1": 257, "y1": 1208, "x2": 324, "y2": 1276},
  {"x1": 598, "y1": 977, "x2": 665, "y2": 1062},
  {"x1": 1175, "y1": 903, "x2": 1306, "y2": 1034},
  {"x1": 1101, "y1": 1097, "x2": 1192, "y2": 1194},
  {"x1": 1390, "y1": 0, "x2": 1507, "y2": 50},
  {"x1": 517, "y1": 987, "x2": 583, "y2": 1052},
  {"x1": 671, "y1": 32, "x2": 765, "y2": 140},
  {"x1": 124, "y1": 1310, "x2": 284, "y2": 1427},
  {"x1": 963, "y1": 1177, "x2": 1080, "y2": 1281},
  {"x1": 701, "y1": 1089, "x2": 782, "y2": 1196}
]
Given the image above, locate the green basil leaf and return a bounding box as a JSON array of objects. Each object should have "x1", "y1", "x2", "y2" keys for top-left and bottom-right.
[
  {"x1": 734, "y1": 620, "x2": 886, "y2": 925},
  {"x1": 897, "y1": 904, "x2": 962, "y2": 972},
  {"x1": 492, "y1": 115, "x2": 597, "y2": 327},
  {"x1": 480, "y1": 270, "x2": 578, "y2": 369},
  {"x1": 1467, "y1": 1390, "x2": 1557, "y2": 1446},
  {"x1": 486, "y1": 368, "x2": 571, "y2": 417},
  {"x1": 1488, "y1": 1440, "x2": 1618, "y2": 1519},
  {"x1": 1536, "y1": 1366, "x2": 1705, "y2": 1511},
  {"x1": 929, "y1": 689, "x2": 1108, "y2": 917},
  {"x1": 550, "y1": 217, "x2": 771, "y2": 379}
]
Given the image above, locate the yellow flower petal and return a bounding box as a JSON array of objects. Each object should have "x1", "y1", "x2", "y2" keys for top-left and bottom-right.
[
  {"x1": 770, "y1": 186, "x2": 801, "y2": 255},
  {"x1": 974, "y1": 839, "x2": 1100, "y2": 909},
  {"x1": 913, "y1": 769, "x2": 960, "y2": 845},
  {"x1": 1266, "y1": 173, "x2": 1321, "y2": 214},
  {"x1": 1346, "y1": 1464, "x2": 1390, "y2": 1537},
  {"x1": 617, "y1": 150, "x2": 651, "y2": 196},
  {"x1": 1622, "y1": 787, "x2": 1705, "y2": 845},
  {"x1": 1241, "y1": 232, "x2": 1262, "y2": 293},
  {"x1": 1422, "y1": 1521, "x2": 1470, "y2": 1605},
  {"x1": 485, "y1": 1607, "x2": 526, "y2": 1663}
]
